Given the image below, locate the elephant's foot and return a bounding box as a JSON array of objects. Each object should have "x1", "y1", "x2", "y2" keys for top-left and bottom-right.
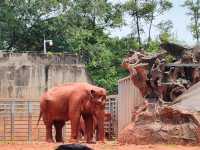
[
  {"x1": 55, "y1": 138, "x2": 64, "y2": 143},
  {"x1": 96, "y1": 140, "x2": 105, "y2": 144},
  {"x1": 86, "y1": 140, "x2": 96, "y2": 144},
  {"x1": 68, "y1": 138, "x2": 78, "y2": 143},
  {"x1": 46, "y1": 138, "x2": 54, "y2": 143},
  {"x1": 86, "y1": 138, "x2": 94, "y2": 144}
]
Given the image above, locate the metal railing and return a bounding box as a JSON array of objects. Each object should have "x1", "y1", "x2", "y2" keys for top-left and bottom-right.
[
  {"x1": 0, "y1": 100, "x2": 49, "y2": 141},
  {"x1": 105, "y1": 95, "x2": 118, "y2": 138},
  {"x1": 0, "y1": 100, "x2": 76, "y2": 141},
  {"x1": 118, "y1": 76, "x2": 145, "y2": 133}
]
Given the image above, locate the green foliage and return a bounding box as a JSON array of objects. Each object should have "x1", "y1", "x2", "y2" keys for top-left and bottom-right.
[
  {"x1": 156, "y1": 20, "x2": 174, "y2": 43},
  {"x1": 145, "y1": 40, "x2": 160, "y2": 53},
  {"x1": 183, "y1": 0, "x2": 200, "y2": 42},
  {"x1": 159, "y1": 32, "x2": 171, "y2": 43},
  {"x1": 165, "y1": 54, "x2": 175, "y2": 63},
  {"x1": 86, "y1": 36, "x2": 138, "y2": 94}
]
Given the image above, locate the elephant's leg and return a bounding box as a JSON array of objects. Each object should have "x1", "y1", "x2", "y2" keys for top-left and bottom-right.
[
  {"x1": 69, "y1": 114, "x2": 81, "y2": 142},
  {"x1": 54, "y1": 121, "x2": 65, "y2": 142},
  {"x1": 95, "y1": 112, "x2": 105, "y2": 143},
  {"x1": 78, "y1": 127, "x2": 85, "y2": 141},
  {"x1": 45, "y1": 123, "x2": 54, "y2": 142},
  {"x1": 79, "y1": 116, "x2": 86, "y2": 141},
  {"x1": 93, "y1": 117, "x2": 98, "y2": 141},
  {"x1": 78, "y1": 124, "x2": 84, "y2": 141},
  {"x1": 96, "y1": 127, "x2": 99, "y2": 141},
  {"x1": 83, "y1": 114, "x2": 93, "y2": 143}
]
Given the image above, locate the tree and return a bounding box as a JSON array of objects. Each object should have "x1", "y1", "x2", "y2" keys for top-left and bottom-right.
[
  {"x1": 183, "y1": 0, "x2": 200, "y2": 43},
  {"x1": 123, "y1": 0, "x2": 147, "y2": 46},
  {"x1": 87, "y1": 37, "x2": 138, "y2": 93},
  {"x1": 0, "y1": 0, "x2": 69, "y2": 51},
  {"x1": 157, "y1": 20, "x2": 173, "y2": 43},
  {"x1": 144, "y1": 0, "x2": 172, "y2": 43},
  {"x1": 122, "y1": 0, "x2": 172, "y2": 46}
]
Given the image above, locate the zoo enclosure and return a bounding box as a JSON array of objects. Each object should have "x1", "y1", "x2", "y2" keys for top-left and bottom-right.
[{"x1": 0, "y1": 96, "x2": 118, "y2": 142}]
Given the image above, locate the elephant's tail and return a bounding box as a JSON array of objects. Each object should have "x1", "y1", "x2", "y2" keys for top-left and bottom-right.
[{"x1": 37, "y1": 111, "x2": 42, "y2": 127}]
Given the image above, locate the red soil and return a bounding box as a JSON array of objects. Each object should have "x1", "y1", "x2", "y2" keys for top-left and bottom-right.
[{"x1": 0, "y1": 142, "x2": 199, "y2": 150}]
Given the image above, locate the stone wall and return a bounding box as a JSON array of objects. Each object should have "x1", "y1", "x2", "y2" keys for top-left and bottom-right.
[{"x1": 0, "y1": 52, "x2": 91, "y2": 100}]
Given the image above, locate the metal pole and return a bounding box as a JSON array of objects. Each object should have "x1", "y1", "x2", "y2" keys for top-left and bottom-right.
[
  {"x1": 3, "y1": 117, "x2": 6, "y2": 141},
  {"x1": 11, "y1": 101, "x2": 15, "y2": 141},
  {"x1": 28, "y1": 101, "x2": 32, "y2": 142},
  {"x1": 44, "y1": 35, "x2": 47, "y2": 54},
  {"x1": 38, "y1": 128, "x2": 40, "y2": 141},
  {"x1": 63, "y1": 124, "x2": 66, "y2": 141}
]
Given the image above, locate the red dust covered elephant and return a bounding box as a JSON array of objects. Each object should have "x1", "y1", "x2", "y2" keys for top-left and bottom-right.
[{"x1": 37, "y1": 82, "x2": 107, "y2": 143}]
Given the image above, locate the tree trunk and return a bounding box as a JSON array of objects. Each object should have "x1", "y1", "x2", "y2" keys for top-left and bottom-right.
[
  {"x1": 194, "y1": 11, "x2": 199, "y2": 42},
  {"x1": 135, "y1": 0, "x2": 141, "y2": 46},
  {"x1": 197, "y1": 0, "x2": 200, "y2": 43},
  {"x1": 148, "y1": 12, "x2": 154, "y2": 44},
  {"x1": 194, "y1": 0, "x2": 200, "y2": 43},
  {"x1": 136, "y1": 14, "x2": 141, "y2": 46}
]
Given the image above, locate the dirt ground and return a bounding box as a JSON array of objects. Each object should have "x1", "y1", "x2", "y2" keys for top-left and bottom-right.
[{"x1": 0, "y1": 141, "x2": 200, "y2": 150}]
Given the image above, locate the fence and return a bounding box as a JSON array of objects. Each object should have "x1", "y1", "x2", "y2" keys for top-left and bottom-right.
[
  {"x1": 0, "y1": 96, "x2": 118, "y2": 142},
  {"x1": 118, "y1": 76, "x2": 145, "y2": 133},
  {"x1": 105, "y1": 95, "x2": 118, "y2": 138},
  {"x1": 0, "y1": 100, "x2": 69, "y2": 141}
]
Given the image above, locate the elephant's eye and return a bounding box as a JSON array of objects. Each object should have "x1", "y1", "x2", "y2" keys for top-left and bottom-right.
[{"x1": 101, "y1": 95, "x2": 106, "y2": 102}]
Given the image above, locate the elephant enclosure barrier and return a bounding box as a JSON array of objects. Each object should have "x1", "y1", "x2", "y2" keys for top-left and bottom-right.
[
  {"x1": 0, "y1": 96, "x2": 118, "y2": 142},
  {"x1": 0, "y1": 100, "x2": 69, "y2": 142},
  {"x1": 118, "y1": 76, "x2": 145, "y2": 133}
]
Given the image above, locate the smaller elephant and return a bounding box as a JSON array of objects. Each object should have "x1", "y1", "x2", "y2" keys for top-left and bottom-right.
[{"x1": 79, "y1": 112, "x2": 112, "y2": 141}]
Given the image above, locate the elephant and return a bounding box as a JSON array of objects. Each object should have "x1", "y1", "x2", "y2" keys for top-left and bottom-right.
[
  {"x1": 79, "y1": 112, "x2": 112, "y2": 141},
  {"x1": 37, "y1": 82, "x2": 107, "y2": 143}
]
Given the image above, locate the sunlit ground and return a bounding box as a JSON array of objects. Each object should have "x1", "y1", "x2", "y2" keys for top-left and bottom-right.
[{"x1": 0, "y1": 141, "x2": 199, "y2": 150}]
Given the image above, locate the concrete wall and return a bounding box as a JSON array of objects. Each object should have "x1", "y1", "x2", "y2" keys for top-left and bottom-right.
[{"x1": 0, "y1": 52, "x2": 91, "y2": 100}]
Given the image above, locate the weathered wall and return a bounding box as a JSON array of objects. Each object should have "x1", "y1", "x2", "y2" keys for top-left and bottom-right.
[{"x1": 0, "y1": 52, "x2": 91, "y2": 99}]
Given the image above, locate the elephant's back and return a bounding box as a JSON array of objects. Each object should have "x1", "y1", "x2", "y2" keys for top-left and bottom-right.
[
  {"x1": 41, "y1": 82, "x2": 106, "y2": 101},
  {"x1": 45, "y1": 84, "x2": 75, "y2": 100}
]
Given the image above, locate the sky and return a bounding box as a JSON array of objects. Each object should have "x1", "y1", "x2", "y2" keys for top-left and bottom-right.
[{"x1": 107, "y1": 0, "x2": 195, "y2": 46}]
